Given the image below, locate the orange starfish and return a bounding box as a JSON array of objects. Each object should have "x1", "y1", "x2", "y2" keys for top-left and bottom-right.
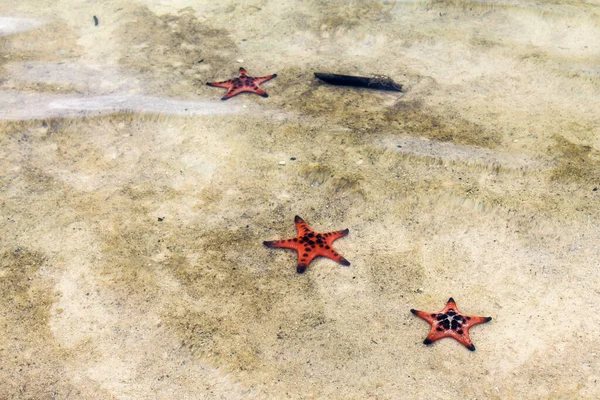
[
  {"x1": 263, "y1": 216, "x2": 350, "y2": 274},
  {"x1": 206, "y1": 67, "x2": 277, "y2": 100},
  {"x1": 411, "y1": 297, "x2": 492, "y2": 351}
]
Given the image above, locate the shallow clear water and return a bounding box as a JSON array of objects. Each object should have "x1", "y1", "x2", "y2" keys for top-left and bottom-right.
[{"x1": 1, "y1": 1, "x2": 600, "y2": 398}]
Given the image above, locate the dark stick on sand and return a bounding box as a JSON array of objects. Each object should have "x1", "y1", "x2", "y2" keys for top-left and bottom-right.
[{"x1": 314, "y1": 72, "x2": 402, "y2": 92}]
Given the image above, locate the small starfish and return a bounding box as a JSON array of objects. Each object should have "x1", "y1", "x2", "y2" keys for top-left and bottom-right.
[
  {"x1": 206, "y1": 67, "x2": 277, "y2": 100},
  {"x1": 263, "y1": 216, "x2": 350, "y2": 274},
  {"x1": 411, "y1": 297, "x2": 492, "y2": 351}
]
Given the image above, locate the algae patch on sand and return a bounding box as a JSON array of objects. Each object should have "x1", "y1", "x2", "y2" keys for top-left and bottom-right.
[
  {"x1": 117, "y1": 6, "x2": 236, "y2": 97},
  {"x1": 0, "y1": 250, "x2": 79, "y2": 398},
  {"x1": 550, "y1": 135, "x2": 600, "y2": 184}
]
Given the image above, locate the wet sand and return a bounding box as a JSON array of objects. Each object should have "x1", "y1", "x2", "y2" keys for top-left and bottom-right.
[{"x1": 1, "y1": 0, "x2": 599, "y2": 398}]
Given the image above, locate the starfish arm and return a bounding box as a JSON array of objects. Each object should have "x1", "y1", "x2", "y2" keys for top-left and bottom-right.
[
  {"x1": 296, "y1": 263, "x2": 308, "y2": 274},
  {"x1": 221, "y1": 84, "x2": 266, "y2": 100},
  {"x1": 221, "y1": 87, "x2": 248, "y2": 100},
  {"x1": 323, "y1": 228, "x2": 350, "y2": 242},
  {"x1": 206, "y1": 80, "x2": 234, "y2": 89},
  {"x1": 263, "y1": 239, "x2": 300, "y2": 250},
  {"x1": 251, "y1": 86, "x2": 268, "y2": 97},
  {"x1": 459, "y1": 317, "x2": 492, "y2": 351},
  {"x1": 254, "y1": 74, "x2": 277, "y2": 85},
  {"x1": 238, "y1": 67, "x2": 248, "y2": 76},
  {"x1": 447, "y1": 329, "x2": 476, "y2": 350},
  {"x1": 294, "y1": 216, "x2": 310, "y2": 235},
  {"x1": 316, "y1": 247, "x2": 350, "y2": 266},
  {"x1": 463, "y1": 315, "x2": 493, "y2": 328},
  {"x1": 296, "y1": 252, "x2": 318, "y2": 274},
  {"x1": 442, "y1": 297, "x2": 459, "y2": 313},
  {"x1": 410, "y1": 309, "x2": 436, "y2": 324},
  {"x1": 337, "y1": 256, "x2": 351, "y2": 266},
  {"x1": 443, "y1": 298, "x2": 492, "y2": 325},
  {"x1": 423, "y1": 330, "x2": 447, "y2": 345},
  {"x1": 423, "y1": 328, "x2": 477, "y2": 350}
]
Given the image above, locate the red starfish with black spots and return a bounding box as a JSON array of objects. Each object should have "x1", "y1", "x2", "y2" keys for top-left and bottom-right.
[
  {"x1": 411, "y1": 297, "x2": 492, "y2": 351},
  {"x1": 263, "y1": 216, "x2": 350, "y2": 274},
  {"x1": 206, "y1": 67, "x2": 277, "y2": 100}
]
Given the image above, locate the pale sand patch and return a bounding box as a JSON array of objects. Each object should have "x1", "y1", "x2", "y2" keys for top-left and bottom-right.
[
  {"x1": 383, "y1": 136, "x2": 546, "y2": 170},
  {"x1": 0, "y1": 90, "x2": 246, "y2": 120},
  {"x1": 0, "y1": 17, "x2": 42, "y2": 35}
]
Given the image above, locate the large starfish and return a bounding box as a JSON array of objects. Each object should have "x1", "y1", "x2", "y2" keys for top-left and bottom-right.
[
  {"x1": 411, "y1": 297, "x2": 492, "y2": 351},
  {"x1": 206, "y1": 67, "x2": 277, "y2": 100},
  {"x1": 263, "y1": 216, "x2": 350, "y2": 274}
]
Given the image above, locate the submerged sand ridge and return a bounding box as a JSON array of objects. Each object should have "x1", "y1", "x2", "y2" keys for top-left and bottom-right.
[{"x1": 1, "y1": 0, "x2": 600, "y2": 399}]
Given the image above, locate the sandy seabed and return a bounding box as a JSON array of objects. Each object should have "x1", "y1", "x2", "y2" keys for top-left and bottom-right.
[{"x1": 1, "y1": 0, "x2": 599, "y2": 399}]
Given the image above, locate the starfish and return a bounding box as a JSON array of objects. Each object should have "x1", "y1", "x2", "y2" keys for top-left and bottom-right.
[
  {"x1": 206, "y1": 67, "x2": 277, "y2": 100},
  {"x1": 411, "y1": 297, "x2": 492, "y2": 351},
  {"x1": 263, "y1": 216, "x2": 350, "y2": 274}
]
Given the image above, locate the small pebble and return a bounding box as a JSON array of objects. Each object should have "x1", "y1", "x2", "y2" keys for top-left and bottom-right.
[
  {"x1": 290, "y1": 157, "x2": 297, "y2": 161},
  {"x1": 237, "y1": 59, "x2": 244, "y2": 63},
  {"x1": 278, "y1": 160, "x2": 286, "y2": 165},
  {"x1": 158, "y1": 217, "x2": 164, "y2": 222},
  {"x1": 416, "y1": 288, "x2": 424, "y2": 293}
]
